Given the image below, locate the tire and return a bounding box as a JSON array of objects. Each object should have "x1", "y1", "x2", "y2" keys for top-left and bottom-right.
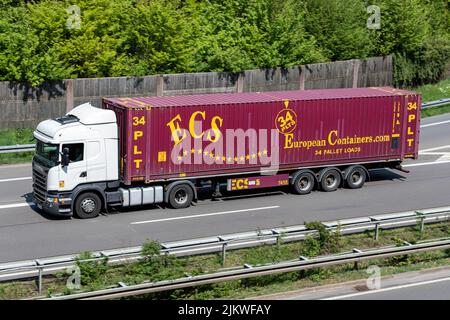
[
  {"x1": 74, "y1": 192, "x2": 101, "y2": 219},
  {"x1": 345, "y1": 166, "x2": 367, "y2": 189},
  {"x1": 292, "y1": 171, "x2": 315, "y2": 195},
  {"x1": 319, "y1": 168, "x2": 341, "y2": 192},
  {"x1": 168, "y1": 184, "x2": 194, "y2": 209}
]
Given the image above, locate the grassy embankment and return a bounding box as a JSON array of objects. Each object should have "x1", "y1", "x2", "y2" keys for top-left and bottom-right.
[
  {"x1": 0, "y1": 220, "x2": 449, "y2": 300},
  {"x1": 0, "y1": 79, "x2": 449, "y2": 165},
  {"x1": 0, "y1": 128, "x2": 34, "y2": 165},
  {"x1": 414, "y1": 78, "x2": 450, "y2": 117}
]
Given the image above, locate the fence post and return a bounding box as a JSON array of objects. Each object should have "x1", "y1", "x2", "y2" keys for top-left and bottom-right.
[
  {"x1": 352, "y1": 59, "x2": 361, "y2": 88},
  {"x1": 65, "y1": 79, "x2": 74, "y2": 113},
  {"x1": 156, "y1": 75, "x2": 164, "y2": 96},
  {"x1": 299, "y1": 65, "x2": 306, "y2": 90},
  {"x1": 236, "y1": 73, "x2": 244, "y2": 93}
]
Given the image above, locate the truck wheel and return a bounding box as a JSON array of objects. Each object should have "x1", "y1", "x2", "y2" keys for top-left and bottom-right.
[
  {"x1": 292, "y1": 172, "x2": 315, "y2": 195},
  {"x1": 345, "y1": 166, "x2": 367, "y2": 189},
  {"x1": 319, "y1": 168, "x2": 341, "y2": 192},
  {"x1": 168, "y1": 184, "x2": 193, "y2": 209},
  {"x1": 74, "y1": 192, "x2": 101, "y2": 219}
]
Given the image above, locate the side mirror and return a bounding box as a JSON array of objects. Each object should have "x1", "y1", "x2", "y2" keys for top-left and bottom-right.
[{"x1": 61, "y1": 147, "x2": 70, "y2": 167}]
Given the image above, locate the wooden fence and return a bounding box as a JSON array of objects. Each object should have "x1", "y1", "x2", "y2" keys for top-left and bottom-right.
[{"x1": 0, "y1": 56, "x2": 392, "y2": 129}]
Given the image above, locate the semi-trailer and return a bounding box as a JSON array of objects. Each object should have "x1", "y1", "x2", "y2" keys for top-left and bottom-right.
[{"x1": 32, "y1": 87, "x2": 421, "y2": 218}]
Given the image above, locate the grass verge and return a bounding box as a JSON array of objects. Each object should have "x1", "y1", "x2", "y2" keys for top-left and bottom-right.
[
  {"x1": 0, "y1": 221, "x2": 449, "y2": 300},
  {"x1": 413, "y1": 78, "x2": 450, "y2": 118},
  {"x1": 0, "y1": 128, "x2": 34, "y2": 165}
]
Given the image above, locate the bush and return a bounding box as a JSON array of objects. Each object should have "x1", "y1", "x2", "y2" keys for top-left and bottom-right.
[
  {"x1": 304, "y1": 221, "x2": 343, "y2": 255},
  {"x1": 74, "y1": 251, "x2": 109, "y2": 287},
  {"x1": 0, "y1": 0, "x2": 448, "y2": 85},
  {"x1": 138, "y1": 239, "x2": 183, "y2": 281}
]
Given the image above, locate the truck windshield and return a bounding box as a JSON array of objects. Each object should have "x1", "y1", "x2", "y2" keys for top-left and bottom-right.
[{"x1": 35, "y1": 140, "x2": 59, "y2": 167}]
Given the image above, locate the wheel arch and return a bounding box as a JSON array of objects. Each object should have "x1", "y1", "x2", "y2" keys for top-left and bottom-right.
[{"x1": 71, "y1": 183, "x2": 107, "y2": 212}]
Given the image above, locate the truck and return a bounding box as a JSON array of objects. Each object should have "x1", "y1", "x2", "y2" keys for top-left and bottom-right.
[{"x1": 32, "y1": 87, "x2": 421, "y2": 218}]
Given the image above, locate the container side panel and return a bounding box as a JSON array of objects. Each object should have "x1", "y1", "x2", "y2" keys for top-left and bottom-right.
[{"x1": 106, "y1": 88, "x2": 421, "y2": 183}]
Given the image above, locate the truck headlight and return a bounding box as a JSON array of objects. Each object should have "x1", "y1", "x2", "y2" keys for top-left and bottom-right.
[{"x1": 46, "y1": 197, "x2": 59, "y2": 204}]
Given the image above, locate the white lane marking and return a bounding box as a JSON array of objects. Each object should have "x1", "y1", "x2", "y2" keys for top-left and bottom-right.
[
  {"x1": 0, "y1": 202, "x2": 33, "y2": 210},
  {"x1": 419, "y1": 145, "x2": 450, "y2": 153},
  {"x1": 130, "y1": 206, "x2": 280, "y2": 225},
  {"x1": 438, "y1": 154, "x2": 450, "y2": 161},
  {"x1": 421, "y1": 120, "x2": 450, "y2": 128},
  {"x1": 323, "y1": 276, "x2": 450, "y2": 300},
  {"x1": 0, "y1": 176, "x2": 31, "y2": 183},
  {"x1": 403, "y1": 160, "x2": 450, "y2": 168},
  {"x1": 418, "y1": 152, "x2": 450, "y2": 156}
]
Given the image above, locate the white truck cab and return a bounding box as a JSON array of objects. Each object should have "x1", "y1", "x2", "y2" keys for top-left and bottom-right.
[{"x1": 32, "y1": 103, "x2": 120, "y2": 217}]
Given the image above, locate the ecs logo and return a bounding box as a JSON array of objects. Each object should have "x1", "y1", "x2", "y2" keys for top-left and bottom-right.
[{"x1": 275, "y1": 100, "x2": 297, "y2": 135}]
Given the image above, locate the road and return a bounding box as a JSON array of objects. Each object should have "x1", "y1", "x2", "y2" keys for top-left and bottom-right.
[
  {"x1": 252, "y1": 267, "x2": 450, "y2": 300},
  {"x1": 0, "y1": 113, "x2": 449, "y2": 263}
]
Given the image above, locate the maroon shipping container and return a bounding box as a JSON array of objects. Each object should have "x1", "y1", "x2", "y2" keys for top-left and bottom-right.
[{"x1": 103, "y1": 87, "x2": 421, "y2": 185}]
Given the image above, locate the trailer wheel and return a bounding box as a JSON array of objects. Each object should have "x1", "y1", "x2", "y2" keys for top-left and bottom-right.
[
  {"x1": 168, "y1": 184, "x2": 193, "y2": 209},
  {"x1": 345, "y1": 166, "x2": 367, "y2": 189},
  {"x1": 319, "y1": 168, "x2": 341, "y2": 192},
  {"x1": 292, "y1": 172, "x2": 315, "y2": 195},
  {"x1": 74, "y1": 192, "x2": 101, "y2": 219}
]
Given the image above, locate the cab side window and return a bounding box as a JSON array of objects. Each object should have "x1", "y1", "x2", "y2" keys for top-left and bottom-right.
[{"x1": 62, "y1": 143, "x2": 84, "y2": 162}]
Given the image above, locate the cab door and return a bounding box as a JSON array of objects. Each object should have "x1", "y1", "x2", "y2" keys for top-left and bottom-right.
[
  {"x1": 86, "y1": 140, "x2": 107, "y2": 183},
  {"x1": 59, "y1": 143, "x2": 87, "y2": 191}
]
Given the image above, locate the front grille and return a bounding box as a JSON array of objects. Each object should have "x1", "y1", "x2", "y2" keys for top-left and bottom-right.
[{"x1": 32, "y1": 166, "x2": 48, "y2": 204}]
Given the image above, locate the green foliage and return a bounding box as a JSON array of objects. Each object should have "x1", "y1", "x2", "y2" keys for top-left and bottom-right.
[
  {"x1": 0, "y1": 0, "x2": 448, "y2": 86},
  {"x1": 74, "y1": 251, "x2": 109, "y2": 287},
  {"x1": 0, "y1": 128, "x2": 34, "y2": 145},
  {"x1": 303, "y1": 0, "x2": 372, "y2": 60},
  {"x1": 304, "y1": 221, "x2": 343, "y2": 255},
  {"x1": 138, "y1": 239, "x2": 183, "y2": 281},
  {"x1": 370, "y1": 0, "x2": 450, "y2": 86}
]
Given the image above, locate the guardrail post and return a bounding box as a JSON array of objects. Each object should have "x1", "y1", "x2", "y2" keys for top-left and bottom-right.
[
  {"x1": 374, "y1": 223, "x2": 380, "y2": 241},
  {"x1": 353, "y1": 249, "x2": 362, "y2": 270},
  {"x1": 38, "y1": 267, "x2": 43, "y2": 294},
  {"x1": 420, "y1": 216, "x2": 425, "y2": 233},
  {"x1": 221, "y1": 243, "x2": 227, "y2": 267},
  {"x1": 35, "y1": 260, "x2": 43, "y2": 295}
]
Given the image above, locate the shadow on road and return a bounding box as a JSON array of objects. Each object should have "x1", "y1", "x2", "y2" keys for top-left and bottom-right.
[
  {"x1": 21, "y1": 192, "x2": 71, "y2": 220},
  {"x1": 24, "y1": 168, "x2": 406, "y2": 220},
  {"x1": 368, "y1": 168, "x2": 406, "y2": 182}
]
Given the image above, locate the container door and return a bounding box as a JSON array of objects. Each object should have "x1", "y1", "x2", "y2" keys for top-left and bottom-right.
[{"x1": 402, "y1": 94, "x2": 421, "y2": 159}]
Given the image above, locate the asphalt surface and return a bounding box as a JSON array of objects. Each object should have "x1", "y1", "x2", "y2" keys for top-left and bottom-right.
[
  {"x1": 252, "y1": 267, "x2": 450, "y2": 300},
  {"x1": 0, "y1": 113, "x2": 449, "y2": 263}
]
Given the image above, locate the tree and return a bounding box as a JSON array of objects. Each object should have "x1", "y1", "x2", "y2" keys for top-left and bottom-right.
[{"x1": 303, "y1": 0, "x2": 373, "y2": 61}]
